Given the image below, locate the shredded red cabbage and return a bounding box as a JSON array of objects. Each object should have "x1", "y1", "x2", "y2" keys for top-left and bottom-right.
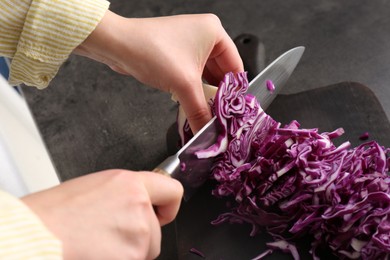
[
  {"x1": 266, "y1": 80, "x2": 275, "y2": 93},
  {"x1": 189, "y1": 247, "x2": 206, "y2": 258},
  {"x1": 189, "y1": 72, "x2": 390, "y2": 259},
  {"x1": 359, "y1": 132, "x2": 370, "y2": 141}
]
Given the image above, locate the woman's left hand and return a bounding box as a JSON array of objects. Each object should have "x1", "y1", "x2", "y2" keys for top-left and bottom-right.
[{"x1": 75, "y1": 11, "x2": 244, "y2": 133}]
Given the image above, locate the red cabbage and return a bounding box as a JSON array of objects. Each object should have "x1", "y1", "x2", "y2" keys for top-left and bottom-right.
[
  {"x1": 266, "y1": 80, "x2": 275, "y2": 93},
  {"x1": 189, "y1": 247, "x2": 205, "y2": 258},
  {"x1": 188, "y1": 72, "x2": 390, "y2": 259},
  {"x1": 359, "y1": 132, "x2": 370, "y2": 141}
]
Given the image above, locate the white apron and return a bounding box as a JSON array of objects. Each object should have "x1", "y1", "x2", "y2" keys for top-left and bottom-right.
[{"x1": 0, "y1": 75, "x2": 60, "y2": 197}]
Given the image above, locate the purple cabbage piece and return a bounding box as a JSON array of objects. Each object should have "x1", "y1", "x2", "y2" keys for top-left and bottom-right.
[
  {"x1": 266, "y1": 80, "x2": 275, "y2": 93},
  {"x1": 359, "y1": 132, "x2": 370, "y2": 141},
  {"x1": 189, "y1": 247, "x2": 206, "y2": 258},
  {"x1": 192, "y1": 72, "x2": 390, "y2": 259}
]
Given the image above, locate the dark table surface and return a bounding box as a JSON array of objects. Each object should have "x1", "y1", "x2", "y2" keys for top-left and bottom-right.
[{"x1": 21, "y1": 0, "x2": 390, "y2": 259}]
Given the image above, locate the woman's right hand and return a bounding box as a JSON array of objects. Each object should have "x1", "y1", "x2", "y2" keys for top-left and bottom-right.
[{"x1": 22, "y1": 169, "x2": 183, "y2": 260}]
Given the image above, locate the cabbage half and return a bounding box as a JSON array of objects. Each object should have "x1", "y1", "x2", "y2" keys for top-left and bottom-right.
[{"x1": 178, "y1": 72, "x2": 390, "y2": 259}]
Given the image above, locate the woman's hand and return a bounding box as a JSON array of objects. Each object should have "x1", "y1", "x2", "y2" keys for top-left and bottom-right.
[
  {"x1": 74, "y1": 11, "x2": 244, "y2": 133},
  {"x1": 22, "y1": 169, "x2": 183, "y2": 260}
]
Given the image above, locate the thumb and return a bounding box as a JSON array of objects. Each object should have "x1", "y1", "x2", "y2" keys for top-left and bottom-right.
[{"x1": 140, "y1": 172, "x2": 184, "y2": 226}]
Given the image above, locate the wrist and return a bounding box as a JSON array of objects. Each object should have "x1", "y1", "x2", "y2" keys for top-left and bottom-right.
[{"x1": 73, "y1": 10, "x2": 129, "y2": 72}]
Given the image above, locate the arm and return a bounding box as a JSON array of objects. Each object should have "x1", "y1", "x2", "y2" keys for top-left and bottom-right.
[{"x1": 2, "y1": 2, "x2": 242, "y2": 132}]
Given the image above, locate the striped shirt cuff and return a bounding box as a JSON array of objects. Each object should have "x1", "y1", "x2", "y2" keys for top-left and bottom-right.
[
  {"x1": 9, "y1": 0, "x2": 110, "y2": 88},
  {"x1": 0, "y1": 190, "x2": 62, "y2": 259}
]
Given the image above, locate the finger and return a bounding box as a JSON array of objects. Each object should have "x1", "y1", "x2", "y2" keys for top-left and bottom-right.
[
  {"x1": 204, "y1": 58, "x2": 225, "y2": 86},
  {"x1": 140, "y1": 171, "x2": 184, "y2": 226},
  {"x1": 202, "y1": 65, "x2": 218, "y2": 86},
  {"x1": 208, "y1": 31, "x2": 244, "y2": 77},
  {"x1": 174, "y1": 78, "x2": 213, "y2": 133},
  {"x1": 146, "y1": 207, "x2": 162, "y2": 260}
]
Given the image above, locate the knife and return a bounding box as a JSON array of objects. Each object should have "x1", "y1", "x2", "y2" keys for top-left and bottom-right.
[{"x1": 155, "y1": 46, "x2": 305, "y2": 200}]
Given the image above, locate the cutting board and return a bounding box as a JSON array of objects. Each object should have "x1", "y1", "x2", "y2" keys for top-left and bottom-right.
[{"x1": 159, "y1": 82, "x2": 390, "y2": 260}]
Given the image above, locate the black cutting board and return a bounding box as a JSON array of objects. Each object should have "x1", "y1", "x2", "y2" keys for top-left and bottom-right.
[{"x1": 159, "y1": 82, "x2": 390, "y2": 260}]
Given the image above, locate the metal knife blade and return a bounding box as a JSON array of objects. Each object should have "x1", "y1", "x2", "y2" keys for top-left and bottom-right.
[{"x1": 154, "y1": 46, "x2": 305, "y2": 200}]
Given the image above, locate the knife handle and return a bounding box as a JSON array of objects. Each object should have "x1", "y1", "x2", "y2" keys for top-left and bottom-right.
[
  {"x1": 153, "y1": 168, "x2": 170, "y2": 176},
  {"x1": 153, "y1": 154, "x2": 180, "y2": 177}
]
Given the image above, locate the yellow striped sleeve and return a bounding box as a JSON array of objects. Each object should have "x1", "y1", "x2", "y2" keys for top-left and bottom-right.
[
  {"x1": 0, "y1": 190, "x2": 62, "y2": 259},
  {"x1": 0, "y1": 0, "x2": 31, "y2": 57},
  {"x1": 6, "y1": 0, "x2": 110, "y2": 88}
]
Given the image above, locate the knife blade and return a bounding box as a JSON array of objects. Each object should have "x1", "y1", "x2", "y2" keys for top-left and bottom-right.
[{"x1": 155, "y1": 46, "x2": 305, "y2": 200}]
